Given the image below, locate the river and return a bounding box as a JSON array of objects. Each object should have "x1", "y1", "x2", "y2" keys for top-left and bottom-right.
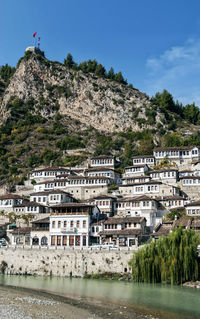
[{"x1": 0, "y1": 275, "x2": 200, "y2": 319}]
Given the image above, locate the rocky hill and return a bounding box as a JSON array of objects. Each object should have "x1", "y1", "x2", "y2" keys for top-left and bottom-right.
[
  {"x1": 0, "y1": 47, "x2": 200, "y2": 188},
  {"x1": 0, "y1": 48, "x2": 155, "y2": 133}
]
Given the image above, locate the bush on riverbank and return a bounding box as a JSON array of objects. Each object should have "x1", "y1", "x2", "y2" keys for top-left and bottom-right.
[
  {"x1": 129, "y1": 227, "x2": 200, "y2": 285},
  {"x1": 83, "y1": 272, "x2": 131, "y2": 281}
]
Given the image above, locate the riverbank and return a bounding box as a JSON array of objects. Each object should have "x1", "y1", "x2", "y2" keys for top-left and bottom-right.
[{"x1": 0, "y1": 284, "x2": 162, "y2": 319}]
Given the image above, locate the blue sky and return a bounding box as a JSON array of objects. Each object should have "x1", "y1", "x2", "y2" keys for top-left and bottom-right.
[{"x1": 1, "y1": 0, "x2": 200, "y2": 105}]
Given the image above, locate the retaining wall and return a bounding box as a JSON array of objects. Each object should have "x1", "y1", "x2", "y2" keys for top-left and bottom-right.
[{"x1": 0, "y1": 247, "x2": 133, "y2": 277}]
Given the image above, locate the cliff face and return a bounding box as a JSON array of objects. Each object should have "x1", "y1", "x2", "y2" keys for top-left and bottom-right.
[{"x1": 0, "y1": 51, "x2": 153, "y2": 133}]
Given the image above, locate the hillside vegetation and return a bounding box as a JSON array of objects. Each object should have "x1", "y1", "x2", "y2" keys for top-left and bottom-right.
[{"x1": 0, "y1": 49, "x2": 200, "y2": 187}]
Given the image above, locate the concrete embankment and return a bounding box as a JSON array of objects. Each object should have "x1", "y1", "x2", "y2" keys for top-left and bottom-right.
[{"x1": 0, "y1": 247, "x2": 133, "y2": 277}]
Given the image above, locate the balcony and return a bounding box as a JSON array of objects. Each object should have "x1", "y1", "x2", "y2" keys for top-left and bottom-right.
[{"x1": 60, "y1": 227, "x2": 77, "y2": 234}]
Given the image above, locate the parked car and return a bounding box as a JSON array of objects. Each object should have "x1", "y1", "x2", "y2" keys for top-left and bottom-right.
[
  {"x1": 101, "y1": 242, "x2": 118, "y2": 249},
  {"x1": 91, "y1": 243, "x2": 101, "y2": 249},
  {"x1": 0, "y1": 239, "x2": 7, "y2": 247}
]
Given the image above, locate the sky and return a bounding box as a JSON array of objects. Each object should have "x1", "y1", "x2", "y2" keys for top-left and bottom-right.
[{"x1": 1, "y1": 0, "x2": 200, "y2": 105}]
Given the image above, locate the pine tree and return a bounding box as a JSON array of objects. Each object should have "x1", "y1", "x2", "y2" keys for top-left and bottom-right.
[
  {"x1": 64, "y1": 53, "x2": 76, "y2": 69},
  {"x1": 108, "y1": 67, "x2": 115, "y2": 80}
]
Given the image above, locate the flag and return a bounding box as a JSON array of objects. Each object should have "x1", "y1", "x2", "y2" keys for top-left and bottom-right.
[{"x1": 33, "y1": 32, "x2": 37, "y2": 38}]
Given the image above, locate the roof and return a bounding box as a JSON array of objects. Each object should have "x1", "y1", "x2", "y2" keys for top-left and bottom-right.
[
  {"x1": 14, "y1": 202, "x2": 45, "y2": 208},
  {"x1": 36, "y1": 179, "x2": 68, "y2": 185},
  {"x1": 156, "y1": 195, "x2": 185, "y2": 201},
  {"x1": 151, "y1": 225, "x2": 172, "y2": 237},
  {"x1": 31, "y1": 217, "x2": 50, "y2": 224},
  {"x1": 185, "y1": 200, "x2": 200, "y2": 207},
  {"x1": 50, "y1": 203, "x2": 95, "y2": 208},
  {"x1": 90, "y1": 220, "x2": 106, "y2": 226},
  {"x1": 153, "y1": 146, "x2": 199, "y2": 151},
  {"x1": 150, "y1": 168, "x2": 178, "y2": 173},
  {"x1": 91, "y1": 155, "x2": 114, "y2": 159},
  {"x1": 30, "y1": 190, "x2": 72, "y2": 196},
  {"x1": 119, "y1": 181, "x2": 162, "y2": 187},
  {"x1": 92, "y1": 194, "x2": 117, "y2": 200},
  {"x1": 32, "y1": 167, "x2": 68, "y2": 173},
  {"x1": 99, "y1": 229, "x2": 142, "y2": 236},
  {"x1": 117, "y1": 195, "x2": 156, "y2": 202},
  {"x1": 68, "y1": 175, "x2": 110, "y2": 180},
  {"x1": 125, "y1": 164, "x2": 148, "y2": 169},
  {"x1": 104, "y1": 217, "x2": 145, "y2": 224},
  {"x1": 11, "y1": 227, "x2": 31, "y2": 235},
  {"x1": 0, "y1": 194, "x2": 24, "y2": 200},
  {"x1": 132, "y1": 155, "x2": 155, "y2": 159},
  {"x1": 173, "y1": 217, "x2": 192, "y2": 228},
  {"x1": 122, "y1": 176, "x2": 151, "y2": 180},
  {"x1": 180, "y1": 176, "x2": 200, "y2": 179},
  {"x1": 86, "y1": 167, "x2": 117, "y2": 172}
]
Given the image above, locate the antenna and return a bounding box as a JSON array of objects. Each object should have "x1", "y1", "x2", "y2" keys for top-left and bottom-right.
[{"x1": 38, "y1": 37, "x2": 40, "y2": 49}]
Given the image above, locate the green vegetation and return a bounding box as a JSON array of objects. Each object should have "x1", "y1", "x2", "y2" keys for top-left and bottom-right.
[
  {"x1": 0, "y1": 64, "x2": 15, "y2": 83},
  {"x1": 64, "y1": 52, "x2": 129, "y2": 85},
  {"x1": 165, "y1": 209, "x2": 186, "y2": 221},
  {"x1": 151, "y1": 89, "x2": 200, "y2": 126},
  {"x1": 83, "y1": 272, "x2": 131, "y2": 281},
  {"x1": 129, "y1": 227, "x2": 200, "y2": 284}
]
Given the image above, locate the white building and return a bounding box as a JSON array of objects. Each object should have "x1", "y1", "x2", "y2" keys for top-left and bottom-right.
[
  {"x1": 14, "y1": 201, "x2": 46, "y2": 215},
  {"x1": 132, "y1": 155, "x2": 155, "y2": 167},
  {"x1": 185, "y1": 201, "x2": 200, "y2": 216},
  {"x1": 114, "y1": 195, "x2": 161, "y2": 229},
  {"x1": 89, "y1": 194, "x2": 117, "y2": 217},
  {"x1": 150, "y1": 169, "x2": 178, "y2": 185},
  {"x1": 34, "y1": 179, "x2": 68, "y2": 192},
  {"x1": 67, "y1": 176, "x2": 111, "y2": 187},
  {"x1": 30, "y1": 190, "x2": 74, "y2": 206},
  {"x1": 153, "y1": 146, "x2": 200, "y2": 165},
  {"x1": 156, "y1": 195, "x2": 187, "y2": 210},
  {"x1": 99, "y1": 216, "x2": 147, "y2": 247},
  {"x1": 49, "y1": 203, "x2": 99, "y2": 247},
  {"x1": 90, "y1": 155, "x2": 118, "y2": 168},
  {"x1": 122, "y1": 175, "x2": 151, "y2": 185},
  {"x1": 30, "y1": 217, "x2": 50, "y2": 246},
  {"x1": 0, "y1": 194, "x2": 25, "y2": 213},
  {"x1": 124, "y1": 164, "x2": 149, "y2": 177},
  {"x1": 85, "y1": 167, "x2": 121, "y2": 184},
  {"x1": 31, "y1": 167, "x2": 71, "y2": 182},
  {"x1": 119, "y1": 181, "x2": 180, "y2": 198}
]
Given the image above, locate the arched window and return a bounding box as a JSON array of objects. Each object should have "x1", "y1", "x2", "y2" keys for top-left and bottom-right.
[
  {"x1": 41, "y1": 236, "x2": 48, "y2": 246},
  {"x1": 32, "y1": 236, "x2": 39, "y2": 245}
]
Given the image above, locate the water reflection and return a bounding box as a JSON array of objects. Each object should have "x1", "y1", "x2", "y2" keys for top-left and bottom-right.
[{"x1": 0, "y1": 276, "x2": 200, "y2": 318}]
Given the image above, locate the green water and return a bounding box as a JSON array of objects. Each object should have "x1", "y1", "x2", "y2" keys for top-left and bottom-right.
[{"x1": 0, "y1": 275, "x2": 200, "y2": 318}]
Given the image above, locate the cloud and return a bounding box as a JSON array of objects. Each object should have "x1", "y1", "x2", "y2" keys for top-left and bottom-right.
[{"x1": 144, "y1": 38, "x2": 200, "y2": 105}]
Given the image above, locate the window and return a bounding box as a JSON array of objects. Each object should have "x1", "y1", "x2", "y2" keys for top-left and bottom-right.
[
  {"x1": 70, "y1": 221, "x2": 74, "y2": 228},
  {"x1": 69, "y1": 236, "x2": 74, "y2": 246},
  {"x1": 57, "y1": 236, "x2": 61, "y2": 246},
  {"x1": 52, "y1": 221, "x2": 55, "y2": 228},
  {"x1": 83, "y1": 236, "x2": 87, "y2": 246},
  {"x1": 63, "y1": 236, "x2": 67, "y2": 246},
  {"x1": 64, "y1": 221, "x2": 67, "y2": 227},
  {"x1": 51, "y1": 236, "x2": 55, "y2": 246},
  {"x1": 77, "y1": 220, "x2": 80, "y2": 228},
  {"x1": 83, "y1": 220, "x2": 86, "y2": 228},
  {"x1": 58, "y1": 221, "x2": 61, "y2": 228}
]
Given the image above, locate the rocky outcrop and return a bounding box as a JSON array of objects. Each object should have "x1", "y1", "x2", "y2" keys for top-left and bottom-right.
[{"x1": 0, "y1": 51, "x2": 151, "y2": 133}]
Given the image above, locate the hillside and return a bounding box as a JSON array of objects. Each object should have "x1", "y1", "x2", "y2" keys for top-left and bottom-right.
[
  {"x1": 0, "y1": 47, "x2": 200, "y2": 187},
  {"x1": 0, "y1": 49, "x2": 152, "y2": 133}
]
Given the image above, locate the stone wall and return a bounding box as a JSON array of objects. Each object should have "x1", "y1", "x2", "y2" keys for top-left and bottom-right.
[{"x1": 0, "y1": 247, "x2": 133, "y2": 277}]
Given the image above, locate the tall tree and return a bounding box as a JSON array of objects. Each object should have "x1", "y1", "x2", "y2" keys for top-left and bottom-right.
[
  {"x1": 129, "y1": 227, "x2": 200, "y2": 284},
  {"x1": 108, "y1": 67, "x2": 115, "y2": 80},
  {"x1": 64, "y1": 53, "x2": 76, "y2": 69}
]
